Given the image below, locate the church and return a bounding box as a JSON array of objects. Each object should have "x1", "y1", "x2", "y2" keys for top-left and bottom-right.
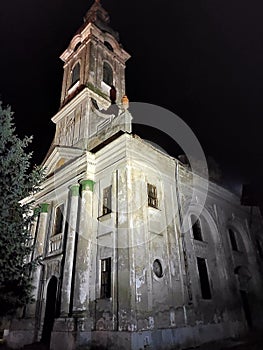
[{"x1": 6, "y1": 1, "x2": 263, "y2": 349}]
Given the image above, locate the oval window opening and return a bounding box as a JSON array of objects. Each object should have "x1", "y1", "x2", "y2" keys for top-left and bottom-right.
[{"x1": 153, "y1": 259, "x2": 163, "y2": 278}]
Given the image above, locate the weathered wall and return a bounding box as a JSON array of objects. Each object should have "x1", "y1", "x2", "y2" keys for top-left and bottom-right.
[{"x1": 6, "y1": 134, "x2": 263, "y2": 350}]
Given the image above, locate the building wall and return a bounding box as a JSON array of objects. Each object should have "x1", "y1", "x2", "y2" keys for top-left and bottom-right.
[{"x1": 7, "y1": 134, "x2": 263, "y2": 350}]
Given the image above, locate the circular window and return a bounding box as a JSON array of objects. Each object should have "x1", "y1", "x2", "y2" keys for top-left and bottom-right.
[{"x1": 153, "y1": 259, "x2": 163, "y2": 278}]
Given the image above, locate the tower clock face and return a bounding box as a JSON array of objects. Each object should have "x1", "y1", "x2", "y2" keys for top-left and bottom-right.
[{"x1": 153, "y1": 259, "x2": 163, "y2": 278}]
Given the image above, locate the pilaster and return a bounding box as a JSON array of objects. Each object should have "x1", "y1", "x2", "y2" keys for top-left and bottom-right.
[
  {"x1": 25, "y1": 204, "x2": 49, "y2": 318},
  {"x1": 36, "y1": 203, "x2": 50, "y2": 257},
  {"x1": 73, "y1": 179, "x2": 95, "y2": 314},
  {"x1": 60, "y1": 184, "x2": 80, "y2": 316}
]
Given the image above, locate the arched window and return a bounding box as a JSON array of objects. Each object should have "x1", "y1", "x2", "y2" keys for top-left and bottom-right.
[
  {"x1": 73, "y1": 42, "x2": 81, "y2": 52},
  {"x1": 104, "y1": 41, "x2": 114, "y2": 52},
  {"x1": 103, "y1": 62, "x2": 113, "y2": 86},
  {"x1": 191, "y1": 214, "x2": 202, "y2": 241},
  {"x1": 71, "y1": 62, "x2": 80, "y2": 86},
  {"x1": 53, "y1": 204, "x2": 64, "y2": 236}
]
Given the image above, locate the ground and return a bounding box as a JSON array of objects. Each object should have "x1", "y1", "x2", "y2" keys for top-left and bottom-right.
[{"x1": 0, "y1": 330, "x2": 263, "y2": 350}]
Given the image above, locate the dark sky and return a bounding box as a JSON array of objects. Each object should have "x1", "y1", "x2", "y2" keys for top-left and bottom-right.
[{"x1": 0, "y1": 0, "x2": 263, "y2": 196}]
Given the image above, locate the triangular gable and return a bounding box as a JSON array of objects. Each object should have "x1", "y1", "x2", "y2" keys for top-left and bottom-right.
[{"x1": 41, "y1": 145, "x2": 84, "y2": 175}]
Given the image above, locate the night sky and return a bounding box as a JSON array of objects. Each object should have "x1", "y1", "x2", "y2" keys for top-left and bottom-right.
[{"x1": 1, "y1": 0, "x2": 263, "y2": 197}]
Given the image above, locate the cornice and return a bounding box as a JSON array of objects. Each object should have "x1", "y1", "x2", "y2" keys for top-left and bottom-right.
[
  {"x1": 52, "y1": 87, "x2": 110, "y2": 124},
  {"x1": 60, "y1": 22, "x2": 130, "y2": 64}
]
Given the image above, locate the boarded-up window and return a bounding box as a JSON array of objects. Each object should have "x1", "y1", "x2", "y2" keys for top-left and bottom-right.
[
  {"x1": 53, "y1": 204, "x2": 64, "y2": 236},
  {"x1": 197, "y1": 257, "x2": 211, "y2": 299},
  {"x1": 103, "y1": 186, "x2": 112, "y2": 215},
  {"x1": 101, "y1": 258, "x2": 111, "y2": 298},
  {"x1": 191, "y1": 215, "x2": 202, "y2": 241},
  {"x1": 148, "y1": 184, "x2": 158, "y2": 208}
]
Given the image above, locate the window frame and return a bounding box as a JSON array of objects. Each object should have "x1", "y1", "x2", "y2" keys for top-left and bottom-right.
[
  {"x1": 103, "y1": 61, "x2": 113, "y2": 86},
  {"x1": 153, "y1": 259, "x2": 163, "y2": 278},
  {"x1": 147, "y1": 183, "x2": 158, "y2": 209},
  {"x1": 100, "y1": 257, "x2": 111, "y2": 299},
  {"x1": 71, "y1": 62, "x2": 80, "y2": 87},
  {"x1": 102, "y1": 185, "x2": 112, "y2": 216},
  {"x1": 53, "y1": 204, "x2": 64, "y2": 236}
]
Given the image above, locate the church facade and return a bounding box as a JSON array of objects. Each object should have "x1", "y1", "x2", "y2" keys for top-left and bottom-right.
[{"x1": 7, "y1": 1, "x2": 263, "y2": 349}]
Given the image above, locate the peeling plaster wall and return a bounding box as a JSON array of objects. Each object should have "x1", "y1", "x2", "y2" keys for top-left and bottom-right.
[{"x1": 6, "y1": 134, "x2": 263, "y2": 350}]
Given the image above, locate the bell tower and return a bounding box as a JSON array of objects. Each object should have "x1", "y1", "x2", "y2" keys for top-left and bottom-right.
[{"x1": 51, "y1": 0, "x2": 131, "y2": 153}]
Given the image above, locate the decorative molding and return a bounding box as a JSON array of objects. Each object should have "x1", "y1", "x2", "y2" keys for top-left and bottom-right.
[
  {"x1": 40, "y1": 203, "x2": 49, "y2": 213},
  {"x1": 70, "y1": 184, "x2": 80, "y2": 196},
  {"x1": 80, "y1": 179, "x2": 95, "y2": 192},
  {"x1": 46, "y1": 260, "x2": 61, "y2": 280},
  {"x1": 42, "y1": 145, "x2": 84, "y2": 176}
]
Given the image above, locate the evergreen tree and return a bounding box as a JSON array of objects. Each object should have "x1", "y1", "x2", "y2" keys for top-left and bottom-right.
[{"x1": 0, "y1": 102, "x2": 44, "y2": 316}]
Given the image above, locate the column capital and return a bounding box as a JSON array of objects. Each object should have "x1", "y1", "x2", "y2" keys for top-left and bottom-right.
[
  {"x1": 80, "y1": 179, "x2": 95, "y2": 192},
  {"x1": 40, "y1": 203, "x2": 49, "y2": 213},
  {"x1": 69, "y1": 184, "x2": 80, "y2": 196}
]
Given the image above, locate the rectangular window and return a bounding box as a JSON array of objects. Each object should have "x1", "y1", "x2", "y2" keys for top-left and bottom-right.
[
  {"x1": 191, "y1": 215, "x2": 202, "y2": 241},
  {"x1": 100, "y1": 258, "x2": 111, "y2": 298},
  {"x1": 53, "y1": 204, "x2": 64, "y2": 235},
  {"x1": 103, "y1": 186, "x2": 112, "y2": 215},
  {"x1": 228, "y1": 229, "x2": 238, "y2": 251},
  {"x1": 147, "y1": 183, "x2": 158, "y2": 208},
  {"x1": 197, "y1": 257, "x2": 211, "y2": 299}
]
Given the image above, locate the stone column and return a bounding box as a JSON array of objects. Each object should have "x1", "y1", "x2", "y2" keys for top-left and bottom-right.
[
  {"x1": 73, "y1": 179, "x2": 95, "y2": 314},
  {"x1": 60, "y1": 184, "x2": 80, "y2": 316}
]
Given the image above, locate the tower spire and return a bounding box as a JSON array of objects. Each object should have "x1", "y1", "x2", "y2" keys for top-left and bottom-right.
[{"x1": 84, "y1": 0, "x2": 110, "y2": 25}]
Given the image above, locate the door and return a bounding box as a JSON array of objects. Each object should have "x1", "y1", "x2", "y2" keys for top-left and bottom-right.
[
  {"x1": 240, "y1": 290, "x2": 252, "y2": 328},
  {"x1": 41, "y1": 276, "x2": 58, "y2": 347}
]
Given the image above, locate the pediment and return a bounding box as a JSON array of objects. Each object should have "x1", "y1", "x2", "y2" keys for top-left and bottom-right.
[{"x1": 42, "y1": 145, "x2": 84, "y2": 175}]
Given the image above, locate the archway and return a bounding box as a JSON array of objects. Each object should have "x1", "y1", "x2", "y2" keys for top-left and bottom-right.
[{"x1": 41, "y1": 276, "x2": 58, "y2": 347}]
